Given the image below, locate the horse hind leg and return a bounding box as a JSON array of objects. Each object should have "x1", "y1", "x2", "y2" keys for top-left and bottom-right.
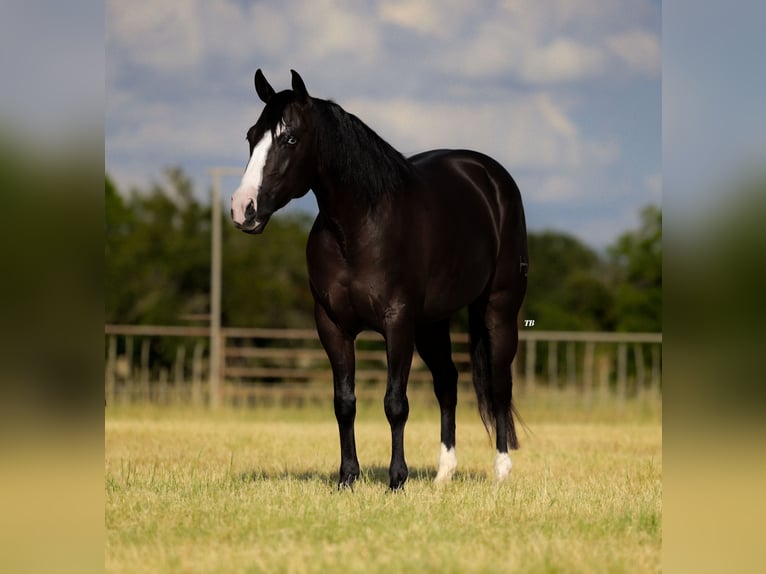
[
  {"x1": 489, "y1": 293, "x2": 522, "y2": 482},
  {"x1": 415, "y1": 320, "x2": 458, "y2": 484},
  {"x1": 469, "y1": 294, "x2": 521, "y2": 482}
]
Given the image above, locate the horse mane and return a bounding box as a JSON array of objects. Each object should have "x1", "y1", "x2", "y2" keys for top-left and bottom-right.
[{"x1": 313, "y1": 99, "x2": 414, "y2": 204}]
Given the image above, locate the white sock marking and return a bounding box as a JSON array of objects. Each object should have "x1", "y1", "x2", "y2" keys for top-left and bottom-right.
[
  {"x1": 434, "y1": 443, "x2": 457, "y2": 484},
  {"x1": 494, "y1": 451, "x2": 512, "y2": 482}
]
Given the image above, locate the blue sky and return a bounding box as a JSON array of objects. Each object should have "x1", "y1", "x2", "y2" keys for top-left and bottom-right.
[{"x1": 106, "y1": 0, "x2": 661, "y2": 250}]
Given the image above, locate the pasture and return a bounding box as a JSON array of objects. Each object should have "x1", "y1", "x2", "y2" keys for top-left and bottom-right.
[{"x1": 105, "y1": 393, "x2": 661, "y2": 573}]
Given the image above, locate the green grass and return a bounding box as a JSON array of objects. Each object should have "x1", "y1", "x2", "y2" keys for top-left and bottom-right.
[{"x1": 106, "y1": 394, "x2": 661, "y2": 573}]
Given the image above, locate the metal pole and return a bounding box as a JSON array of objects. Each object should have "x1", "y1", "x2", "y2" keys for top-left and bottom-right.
[{"x1": 209, "y1": 169, "x2": 222, "y2": 409}]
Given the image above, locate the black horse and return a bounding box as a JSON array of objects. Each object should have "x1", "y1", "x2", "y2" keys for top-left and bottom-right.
[{"x1": 231, "y1": 70, "x2": 528, "y2": 489}]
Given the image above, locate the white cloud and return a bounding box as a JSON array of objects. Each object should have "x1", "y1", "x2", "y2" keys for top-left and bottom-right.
[
  {"x1": 437, "y1": 0, "x2": 659, "y2": 84},
  {"x1": 378, "y1": 0, "x2": 471, "y2": 38},
  {"x1": 521, "y1": 38, "x2": 607, "y2": 84},
  {"x1": 107, "y1": 0, "x2": 203, "y2": 71},
  {"x1": 289, "y1": 0, "x2": 382, "y2": 62},
  {"x1": 536, "y1": 93, "x2": 578, "y2": 138},
  {"x1": 342, "y1": 93, "x2": 619, "y2": 177},
  {"x1": 607, "y1": 30, "x2": 661, "y2": 76},
  {"x1": 535, "y1": 175, "x2": 581, "y2": 202}
]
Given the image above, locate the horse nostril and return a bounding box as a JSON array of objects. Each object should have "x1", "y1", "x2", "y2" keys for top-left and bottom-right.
[{"x1": 245, "y1": 200, "x2": 256, "y2": 219}]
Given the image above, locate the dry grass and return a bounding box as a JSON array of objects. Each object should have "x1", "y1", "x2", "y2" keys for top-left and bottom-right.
[{"x1": 106, "y1": 394, "x2": 661, "y2": 573}]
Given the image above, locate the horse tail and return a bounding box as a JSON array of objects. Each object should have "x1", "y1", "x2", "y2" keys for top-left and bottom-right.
[
  {"x1": 469, "y1": 301, "x2": 529, "y2": 450},
  {"x1": 468, "y1": 304, "x2": 495, "y2": 443}
]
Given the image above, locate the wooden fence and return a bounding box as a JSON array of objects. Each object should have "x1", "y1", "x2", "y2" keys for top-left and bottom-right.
[{"x1": 104, "y1": 325, "x2": 661, "y2": 406}]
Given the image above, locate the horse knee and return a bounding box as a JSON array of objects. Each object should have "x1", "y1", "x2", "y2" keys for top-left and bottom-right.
[
  {"x1": 334, "y1": 392, "x2": 356, "y2": 425},
  {"x1": 384, "y1": 388, "x2": 409, "y2": 424}
]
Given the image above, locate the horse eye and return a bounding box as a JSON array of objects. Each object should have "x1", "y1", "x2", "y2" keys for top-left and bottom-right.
[{"x1": 286, "y1": 135, "x2": 298, "y2": 146}]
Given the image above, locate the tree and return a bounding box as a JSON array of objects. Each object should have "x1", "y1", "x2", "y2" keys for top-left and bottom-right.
[
  {"x1": 105, "y1": 168, "x2": 211, "y2": 324},
  {"x1": 105, "y1": 168, "x2": 314, "y2": 329},
  {"x1": 607, "y1": 205, "x2": 662, "y2": 332},
  {"x1": 222, "y1": 211, "x2": 314, "y2": 328},
  {"x1": 524, "y1": 231, "x2": 614, "y2": 331}
]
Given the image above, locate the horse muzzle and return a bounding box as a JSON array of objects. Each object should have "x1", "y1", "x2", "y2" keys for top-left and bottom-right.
[
  {"x1": 234, "y1": 214, "x2": 270, "y2": 234},
  {"x1": 243, "y1": 216, "x2": 270, "y2": 234},
  {"x1": 231, "y1": 196, "x2": 271, "y2": 234}
]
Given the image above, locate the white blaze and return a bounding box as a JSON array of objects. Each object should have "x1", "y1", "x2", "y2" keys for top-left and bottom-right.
[
  {"x1": 231, "y1": 125, "x2": 279, "y2": 226},
  {"x1": 434, "y1": 443, "x2": 457, "y2": 484}
]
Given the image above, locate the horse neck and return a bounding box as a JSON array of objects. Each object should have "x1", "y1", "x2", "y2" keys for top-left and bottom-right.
[
  {"x1": 309, "y1": 100, "x2": 410, "y2": 240},
  {"x1": 311, "y1": 175, "x2": 387, "y2": 247}
]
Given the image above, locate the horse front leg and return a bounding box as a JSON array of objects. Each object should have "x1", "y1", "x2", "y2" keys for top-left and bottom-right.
[
  {"x1": 384, "y1": 320, "x2": 415, "y2": 490},
  {"x1": 315, "y1": 304, "x2": 359, "y2": 488}
]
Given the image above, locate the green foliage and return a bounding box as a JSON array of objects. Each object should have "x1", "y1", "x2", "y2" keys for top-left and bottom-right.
[
  {"x1": 524, "y1": 206, "x2": 662, "y2": 332},
  {"x1": 106, "y1": 168, "x2": 212, "y2": 324},
  {"x1": 525, "y1": 231, "x2": 614, "y2": 330},
  {"x1": 222, "y1": 211, "x2": 314, "y2": 328},
  {"x1": 607, "y1": 205, "x2": 662, "y2": 332},
  {"x1": 106, "y1": 168, "x2": 314, "y2": 329},
  {"x1": 105, "y1": 167, "x2": 661, "y2": 332}
]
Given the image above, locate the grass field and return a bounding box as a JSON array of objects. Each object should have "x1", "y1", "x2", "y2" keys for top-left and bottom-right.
[{"x1": 105, "y1": 392, "x2": 661, "y2": 573}]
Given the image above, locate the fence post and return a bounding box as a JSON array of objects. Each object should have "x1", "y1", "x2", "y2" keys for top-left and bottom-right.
[
  {"x1": 125, "y1": 336, "x2": 133, "y2": 382},
  {"x1": 634, "y1": 343, "x2": 645, "y2": 396},
  {"x1": 617, "y1": 343, "x2": 627, "y2": 403},
  {"x1": 598, "y1": 353, "x2": 609, "y2": 403},
  {"x1": 584, "y1": 341, "x2": 595, "y2": 403},
  {"x1": 174, "y1": 344, "x2": 186, "y2": 404},
  {"x1": 209, "y1": 169, "x2": 223, "y2": 410},
  {"x1": 192, "y1": 341, "x2": 204, "y2": 406},
  {"x1": 525, "y1": 339, "x2": 536, "y2": 388},
  {"x1": 106, "y1": 335, "x2": 117, "y2": 405},
  {"x1": 548, "y1": 341, "x2": 558, "y2": 388},
  {"x1": 140, "y1": 338, "x2": 150, "y2": 402},
  {"x1": 651, "y1": 344, "x2": 661, "y2": 395},
  {"x1": 566, "y1": 341, "x2": 576, "y2": 388}
]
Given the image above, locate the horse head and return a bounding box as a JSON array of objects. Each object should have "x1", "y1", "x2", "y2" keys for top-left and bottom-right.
[{"x1": 231, "y1": 69, "x2": 316, "y2": 234}]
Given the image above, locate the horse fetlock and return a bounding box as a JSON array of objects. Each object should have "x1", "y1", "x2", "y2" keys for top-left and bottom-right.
[
  {"x1": 434, "y1": 443, "x2": 457, "y2": 484},
  {"x1": 338, "y1": 464, "x2": 360, "y2": 489},
  {"x1": 389, "y1": 464, "x2": 408, "y2": 491},
  {"x1": 494, "y1": 451, "x2": 512, "y2": 482}
]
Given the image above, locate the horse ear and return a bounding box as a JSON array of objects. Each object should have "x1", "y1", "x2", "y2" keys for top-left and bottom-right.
[
  {"x1": 290, "y1": 69, "x2": 310, "y2": 103},
  {"x1": 254, "y1": 69, "x2": 275, "y2": 103}
]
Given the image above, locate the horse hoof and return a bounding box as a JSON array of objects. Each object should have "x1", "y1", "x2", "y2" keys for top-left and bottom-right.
[
  {"x1": 338, "y1": 470, "x2": 359, "y2": 490},
  {"x1": 389, "y1": 467, "x2": 408, "y2": 490},
  {"x1": 494, "y1": 451, "x2": 512, "y2": 482}
]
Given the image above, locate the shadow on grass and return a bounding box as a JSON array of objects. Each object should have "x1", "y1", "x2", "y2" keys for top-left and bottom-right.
[{"x1": 237, "y1": 466, "x2": 487, "y2": 488}]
